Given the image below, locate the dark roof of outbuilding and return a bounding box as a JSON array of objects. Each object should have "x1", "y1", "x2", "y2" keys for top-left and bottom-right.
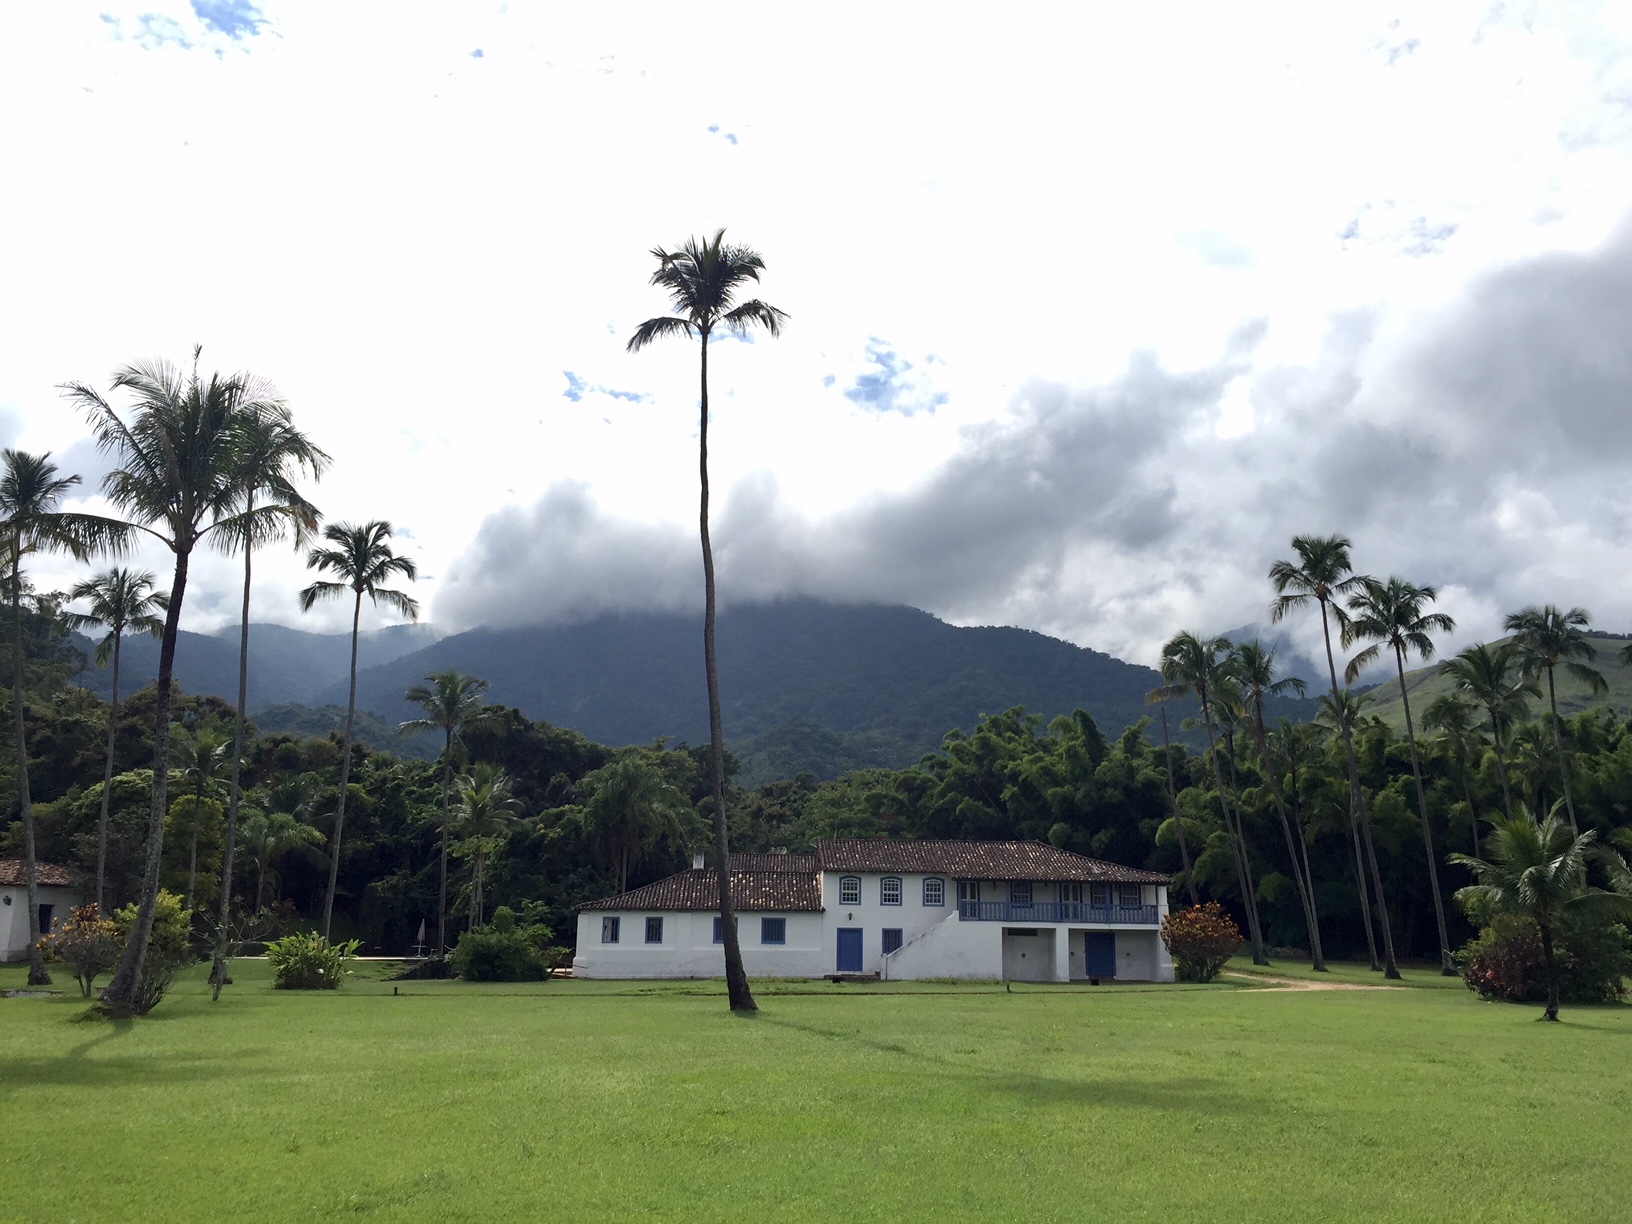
[
  {"x1": 816, "y1": 839, "x2": 1169, "y2": 884},
  {"x1": 579, "y1": 869, "x2": 822, "y2": 913},
  {"x1": 0, "y1": 859, "x2": 74, "y2": 888}
]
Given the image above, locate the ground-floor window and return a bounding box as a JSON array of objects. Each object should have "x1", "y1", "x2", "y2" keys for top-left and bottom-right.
[
  {"x1": 761, "y1": 917, "x2": 786, "y2": 944},
  {"x1": 645, "y1": 916, "x2": 663, "y2": 944},
  {"x1": 882, "y1": 928, "x2": 903, "y2": 954},
  {"x1": 713, "y1": 916, "x2": 739, "y2": 944},
  {"x1": 602, "y1": 916, "x2": 620, "y2": 943}
]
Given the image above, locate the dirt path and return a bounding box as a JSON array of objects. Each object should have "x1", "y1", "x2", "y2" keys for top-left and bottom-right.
[{"x1": 1223, "y1": 972, "x2": 1397, "y2": 992}]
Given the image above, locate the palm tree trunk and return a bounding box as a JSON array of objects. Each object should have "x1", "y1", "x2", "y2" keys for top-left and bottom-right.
[
  {"x1": 1252, "y1": 714, "x2": 1326, "y2": 970},
  {"x1": 185, "y1": 809, "x2": 199, "y2": 913},
  {"x1": 1159, "y1": 707, "x2": 1199, "y2": 906},
  {"x1": 103, "y1": 547, "x2": 190, "y2": 1013},
  {"x1": 1199, "y1": 697, "x2": 1265, "y2": 965},
  {"x1": 255, "y1": 860, "x2": 266, "y2": 914},
  {"x1": 1219, "y1": 726, "x2": 1268, "y2": 964},
  {"x1": 1318, "y1": 601, "x2": 1384, "y2": 972},
  {"x1": 1539, "y1": 920, "x2": 1560, "y2": 1022},
  {"x1": 472, "y1": 848, "x2": 485, "y2": 930},
  {"x1": 96, "y1": 632, "x2": 122, "y2": 914},
  {"x1": 1490, "y1": 714, "x2": 1516, "y2": 820},
  {"x1": 1456, "y1": 747, "x2": 1480, "y2": 856},
  {"x1": 437, "y1": 732, "x2": 451, "y2": 957},
  {"x1": 1395, "y1": 646, "x2": 1454, "y2": 975},
  {"x1": 216, "y1": 489, "x2": 256, "y2": 982},
  {"x1": 1545, "y1": 667, "x2": 1579, "y2": 835},
  {"x1": 12, "y1": 560, "x2": 50, "y2": 986},
  {"x1": 698, "y1": 329, "x2": 754, "y2": 1012},
  {"x1": 320, "y1": 589, "x2": 362, "y2": 939}
]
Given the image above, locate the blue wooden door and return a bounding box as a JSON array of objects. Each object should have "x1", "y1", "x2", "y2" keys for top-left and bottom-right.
[
  {"x1": 836, "y1": 928, "x2": 863, "y2": 973},
  {"x1": 1086, "y1": 932, "x2": 1117, "y2": 978}
]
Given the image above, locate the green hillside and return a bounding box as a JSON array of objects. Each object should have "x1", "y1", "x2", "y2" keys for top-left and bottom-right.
[{"x1": 1363, "y1": 633, "x2": 1632, "y2": 731}]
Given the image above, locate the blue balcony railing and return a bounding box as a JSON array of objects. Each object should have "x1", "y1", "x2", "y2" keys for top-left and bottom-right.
[{"x1": 957, "y1": 900, "x2": 1159, "y2": 925}]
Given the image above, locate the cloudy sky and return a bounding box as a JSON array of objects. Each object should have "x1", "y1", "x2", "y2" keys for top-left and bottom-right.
[{"x1": 4, "y1": 2, "x2": 1632, "y2": 675}]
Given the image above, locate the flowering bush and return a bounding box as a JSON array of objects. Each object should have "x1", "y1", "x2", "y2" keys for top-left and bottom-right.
[
  {"x1": 111, "y1": 890, "x2": 194, "y2": 1015},
  {"x1": 43, "y1": 903, "x2": 122, "y2": 997},
  {"x1": 1458, "y1": 913, "x2": 1629, "y2": 1004},
  {"x1": 1161, "y1": 901, "x2": 1243, "y2": 983}
]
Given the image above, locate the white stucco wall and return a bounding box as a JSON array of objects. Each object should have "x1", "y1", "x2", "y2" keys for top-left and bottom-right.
[
  {"x1": 819, "y1": 871, "x2": 957, "y2": 975},
  {"x1": 0, "y1": 884, "x2": 80, "y2": 962},
  {"x1": 880, "y1": 914, "x2": 1001, "y2": 980},
  {"x1": 571, "y1": 910, "x2": 825, "y2": 978}
]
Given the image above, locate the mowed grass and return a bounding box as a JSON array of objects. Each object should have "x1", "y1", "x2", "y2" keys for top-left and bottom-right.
[{"x1": 2, "y1": 959, "x2": 1629, "y2": 1223}]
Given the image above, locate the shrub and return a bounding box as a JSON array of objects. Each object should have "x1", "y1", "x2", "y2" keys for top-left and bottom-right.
[
  {"x1": 1161, "y1": 901, "x2": 1243, "y2": 983},
  {"x1": 266, "y1": 931, "x2": 361, "y2": 990},
  {"x1": 451, "y1": 927, "x2": 547, "y2": 982},
  {"x1": 111, "y1": 890, "x2": 194, "y2": 1015},
  {"x1": 1458, "y1": 913, "x2": 1630, "y2": 1005},
  {"x1": 44, "y1": 903, "x2": 122, "y2": 997}
]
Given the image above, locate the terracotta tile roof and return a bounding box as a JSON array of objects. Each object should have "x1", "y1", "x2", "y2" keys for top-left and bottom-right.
[
  {"x1": 816, "y1": 839, "x2": 1169, "y2": 884},
  {"x1": 0, "y1": 859, "x2": 74, "y2": 888},
  {"x1": 729, "y1": 852, "x2": 818, "y2": 873},
  {"x1": 580, "y1": 869, "x2": 822, "y2": 913}
]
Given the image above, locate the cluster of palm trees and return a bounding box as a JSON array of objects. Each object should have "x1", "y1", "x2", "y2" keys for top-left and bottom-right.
[
  {"x1": 1152, "y1": 531, "x2": 1632, "y2": 989},
  {"x1": 0, "y1": 350, "x2": 431, "y2": 1009}
]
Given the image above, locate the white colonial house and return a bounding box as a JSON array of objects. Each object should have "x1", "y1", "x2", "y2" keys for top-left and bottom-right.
[
  {"x1": 573, "y1": 840, "x2": 1174, "y2": 983},
  {"x1": 0, "y1": 859, "x2": 80, "y2": 963}
]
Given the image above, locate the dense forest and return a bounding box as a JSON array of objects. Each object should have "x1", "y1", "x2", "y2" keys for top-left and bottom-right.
[{"x1": 12, "y1": 586, "x2": 1632, "y2": 967}]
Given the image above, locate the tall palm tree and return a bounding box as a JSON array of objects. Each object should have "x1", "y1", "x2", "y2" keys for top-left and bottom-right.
[
  {"x1": 299, "y1": 521, "x2": 418, "y2": 940},
  {"x1": 62, "y1": 568, "x2": 167, "y2": 912},
  {"x1": 1450, "y1": 805, "x2": 1632, "y2": 1021},
  {"x1": 169, "y1": 723, "x2": 231, "y2": 913},
  {"x1": 1422, "y1": 692, "x2": 1486, "y2": 855},
  {"x1": 215, "y1": 402, "x2": 327, "y2": 973},
  {"x1": 449, "y1": 763, "x2": 528, "y2": 930},
  {"x1": 577, "y1": 754, "x2": 700, "y2": 894},
  {"x1": 1438, "y1": 642, "x2": 1537, "y2": 822},
  {"x1": 1503, "y1": 605, "x2": 1606, "y2": 834},
  {"x1": 1345, "y1": 576, "x2": 1457, "y2": 974},
  {"x1": 0, "y1": 450, "x2": 128, "y2": 985},
  {"x1": 400, "y1": 670, "x2": 493, "y2": 956},
  {"x1": 1227, "y1": 640, "x2": 1325, "y2": 970},
  {"x1": 627, "y1": 229, "x2": 787, "y2": 1013},
  {"x1": 1153, "y1": 704, "x2": 1199, "y2": 906},
  {"x1": 63, "y1": 349, "x2": 284, "y2": 1013},
  {"x1": 1270, "y1": 534, "x2": 1400, "y2": 978},
  {"x1": 1150, "y1": 630, "x2": 1267, "y2": 965}
]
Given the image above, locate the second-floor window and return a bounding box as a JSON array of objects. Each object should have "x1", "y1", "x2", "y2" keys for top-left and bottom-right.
[
  {"x1": 840, "y1": 876, "x2": 861, "y2": 905},
  {"x1": 1090, "y1": 883, "x2": 1110, "y2": 907},
  {"x1": 881, "y1": 877, "x2": 902, "y2": 906},
  {"x1": 923, "y1": 877, "x2": 946, "y2": 907},
  {"x1": 1009, "y1": 881, "x2": 1033, "y2": 905},
  {"x1": 958, "y1": 880, "x2": 980, "y2": 902},
  {"x1": 1059, "y1": 882, "x2": 1083, "y2": 904},
  {"x1": 1120, "y1": 884, "x2": 1143, "y2": 908}
]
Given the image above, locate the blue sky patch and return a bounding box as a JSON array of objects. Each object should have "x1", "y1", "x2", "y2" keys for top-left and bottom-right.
[
  {"x1": 563, "y1": 371, "x2": 646, "y2": 403},
  {"x1": 191, "y1": 0, "x2": 263, "y2": 39},
  {"x1": 843, "y1": 339, "x2": 948, "y2": 416}
]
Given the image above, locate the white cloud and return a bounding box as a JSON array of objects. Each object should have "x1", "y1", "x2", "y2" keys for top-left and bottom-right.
[{"x1": 1, "y1": 3, "x2": 1631, "y2": 661}]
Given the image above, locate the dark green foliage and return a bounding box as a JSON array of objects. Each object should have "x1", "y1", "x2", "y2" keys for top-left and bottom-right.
[
  {"x1": 266, "y1": 931, "x2": 361, "y2": 990},
  {"x1": 1458, "y1": 912, "x2": 1630, "y2": 1004},
  {"x1": 450, "y1": 915, "x2": 556, "y2": 982}
]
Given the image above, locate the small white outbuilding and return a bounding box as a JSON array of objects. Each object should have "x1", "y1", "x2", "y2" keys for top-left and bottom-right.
[{"x1": 0, "y1": 859, "x2": 81, "y2": 963}]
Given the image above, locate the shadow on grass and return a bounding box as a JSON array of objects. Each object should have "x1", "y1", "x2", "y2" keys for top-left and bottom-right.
[{"x1": 757, "y1": 1014, "x2": 1254, "y2": 1114}]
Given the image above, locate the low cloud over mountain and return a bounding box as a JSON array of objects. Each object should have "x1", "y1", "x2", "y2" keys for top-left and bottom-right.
[{"x1": 439, "y1": 223, "x2": 1632, "y2": 670}]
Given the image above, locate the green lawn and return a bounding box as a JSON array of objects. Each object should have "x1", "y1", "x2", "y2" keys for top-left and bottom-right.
[{"x1": 2, "y1": 958, "x2": 1627, "y2": 1223}]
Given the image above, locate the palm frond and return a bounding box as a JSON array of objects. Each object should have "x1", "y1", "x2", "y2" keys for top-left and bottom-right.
[{"x1": 626, "y1": 316, "x2": 694, "y2": 353}]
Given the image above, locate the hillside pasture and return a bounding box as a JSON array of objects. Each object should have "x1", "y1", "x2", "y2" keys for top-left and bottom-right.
[{"x1": 1, "y1": 959, "x2": 1627, "y2": 1222}]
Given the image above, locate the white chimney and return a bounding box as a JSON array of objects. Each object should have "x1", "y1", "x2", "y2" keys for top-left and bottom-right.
[{"x1": 693, "y1": 851, "x2": 706, "y2": 870}]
